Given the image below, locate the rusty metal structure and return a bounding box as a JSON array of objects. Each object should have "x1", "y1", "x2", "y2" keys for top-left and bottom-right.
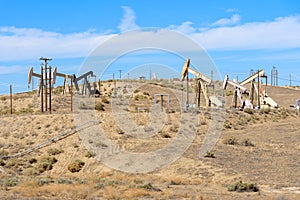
[{"x1": 28, "y1": 57, "x2": 53, "y2": 112}]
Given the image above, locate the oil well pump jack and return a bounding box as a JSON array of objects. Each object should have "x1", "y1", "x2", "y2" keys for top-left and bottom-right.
[
  {"x1": 180, "y1": 58, "x2": 223, "y2": 108},
  {"x1": 223, "y1": 74, "x2": 250, "y2": 109},
  {"x1": 53, "y1": 67, "x2": 75, "y2": 94},
  {"x1": 223, "y1": 69, "x2": 278, "y2": 109},
  {"x1": 239, "y1": 70, "x2": 278, "y2": 109},
  {"x1": 73, "y1": 71, "x2": 98, "y2": 96}
]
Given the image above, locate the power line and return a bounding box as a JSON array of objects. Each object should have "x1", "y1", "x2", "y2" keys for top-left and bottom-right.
[{"x1": 266, "y1": 73, "x2": 300, "y2": 83}]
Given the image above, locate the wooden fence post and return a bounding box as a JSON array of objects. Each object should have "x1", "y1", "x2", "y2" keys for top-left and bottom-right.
[{"x1": 10, "y1": 84, "x2": 12, "y2": 114}]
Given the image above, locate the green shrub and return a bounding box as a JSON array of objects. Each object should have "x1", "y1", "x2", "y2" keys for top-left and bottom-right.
[
  {"x1": 279, "y1": 108, "x2": 288, "y2": 119},
  {"x1": 39, "y1": 156, "x2": 57, "y2": 164},
  {"x1": 228, "y1": 181, "x2": 259, "y2": 192},
  {"x1": 170, "y1": 180, "x2": 181, "y2": 185},
  {"x1": 47, "y1": 148, "x2": 63, "y2": 156},
  {"x1": 223, "y1": 122, "x2": 232, "y2": 129},
  {"x1": 95, "y1": 141, "x2": 108, "y2": 148},
  {"x1": 244, "y1": 108, "x2": 254, "y2": 115},
  {"x1": 95, "y1": 103, "x2": 105, "y2": 111},
  {"x1": 37, "y1": 156, "x2": 57, "y2": 173},
  {"x1": 0, "y1": 108, "x2": 11, "y2": 115},
  {"x1": 95, "y1": 182, "x2": 105, "y2": 189},
  {"x1": 137, "y1": 183, "x2": 161, "y2": 192},
  {"x1": 79, "y1": 102, "x2": 93, "y2": 110},
  {"x1": 72, "y1": 177, "x2": 87, "y2": 184},
  {"x1": 37, "y1": 177, "x2": 53, "y2": 186},
  {"x1": 53, "y1": 87, "x2": 64, "y2": 94},
  {"x1": 18, "y1": 107, "x2": 34, "y2": 114},
  {"x1": 57, "y1": 178, "x2": 73, "y2": 185},
  {"x1": 133, "y1": 179, "x2": 143, "y2": 184},
  {"x1": 260, "y1": 108, "x2": 271, "y2": 114},
  {"x1": 2, "y1": 177, "x2": 19, "y2": 187},
  {"x1": 143, "y1": 92, "x2": 150, "y2": 96},
  {"x1": 199, "y1": 119, "x2": 207, "y2": 126},
  {"x1": 28, "y1": 157, "x2": 37, "y2": 164},
  {"x1": 23, "y1": 167, "x2": 39, "y2": 176},
  {"x1": 161, "y1": 132, "x2": 171, "y2": 138},
  {"x1": 68, "y1": 159, "x2": 85, "y2": 173},
  {"x1": 84, "y1": 150, "x2": 95, "y2": 158},
  {"x1": 38, "y1": 162, "x2": 53, "y2": 173},
  {"x1": 6, "y1": 158, "x2": 20, "y2": 168},
  {"x1": 169, "y1": 125, "x2": 179, "y2": 132},
  {"x1": 0, "y1": 96, "x2": 7, "y2": 101},
  {"x1": 101, "y1": 97, "x2": 109, "y2": 104},
  {"x1": 226, "y1": 90, "x2": 233, "y2": 96},
  {"x1": 204, "y1": 151, "x2": 215, "y2": 158},
  {"x1": 223, "y1": 137, "x2": 238, "y2": 145},
  {"x1": 0, "y1": 159, "x2": 5, "y2": 166},
  {"x1": 241, "y1": 139, "x2": 254, "y2": 147}
]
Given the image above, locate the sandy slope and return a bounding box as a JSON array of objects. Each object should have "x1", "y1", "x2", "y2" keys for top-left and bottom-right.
[{"x1": 0, "y1": 81, "x2": 299, "y2": 199}]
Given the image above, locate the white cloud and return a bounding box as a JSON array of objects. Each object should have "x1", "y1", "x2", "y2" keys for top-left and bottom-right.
[
  {"x1": 0, "y1": 26, "x2": 114, "y2": 61},
  {"x1": 193, "y1": 15, "x2": 300, "y2": 50},
  {"x1": 0, "y1": 10, "x2": 300, "y2": 63},
  {"x1": 168, "y1": 21, "x2": 196, "y2": 34},
  {"x1": 0, "y1": 26, "x2": 60, "y2": 37},
  {"x1": 118, "y1": 6, "x2": 139, "y2": 32},
  {"x1": 226, "y1": 8, "x2": 239, "y2": 13},
  {"x1": 0, "y1": 65, "x2": 24, "y2": 74},
  {"x1": 212, "y1": 14, "x2": 241, "y2": 26}
]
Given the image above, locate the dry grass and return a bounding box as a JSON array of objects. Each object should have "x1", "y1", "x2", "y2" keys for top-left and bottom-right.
[{"x1": 0, "y1": 81, "x2": 299, "y2": 199}]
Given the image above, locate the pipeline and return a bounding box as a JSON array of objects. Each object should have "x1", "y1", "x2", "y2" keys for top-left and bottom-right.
[{"x1": 1, "y1": 120, "x2": 99, "y2": 160}]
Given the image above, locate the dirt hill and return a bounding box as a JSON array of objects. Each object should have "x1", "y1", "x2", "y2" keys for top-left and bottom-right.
[{"x1": 0, "y1": 80, "x2": 299, "y2": 199}]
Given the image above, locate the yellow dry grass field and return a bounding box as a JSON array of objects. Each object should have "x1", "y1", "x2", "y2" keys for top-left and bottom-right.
[{"x1": 0, "y1": 80, "x2": 299, "y2": 199}]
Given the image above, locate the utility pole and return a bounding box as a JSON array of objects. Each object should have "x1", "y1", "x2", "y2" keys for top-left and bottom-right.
[
  {"x1": 40, "y1": 57, "x2": 52, "y2": 113},
  {"x1": 211, "y1": 70, "x2": 215, "y2": 92},
  {"x1": 257, "y1": 70, "x2": 261, "y2": 108},
  {"x1": 186, "y1": 69, "x2": 189, "y2": 110},
  {"x1": 70, "y1": 79, "x2": 73, "y2": 112},
  {"x1": 271, "y1": 68, "x2": 273, "y2": 86},
  {"x1": 276, "y1": 69, "x2": 278, "y2": 86},
  {"x1": 41, "y1": 65, "x2": 44, "y2": 112},
  {"x1": 119, "y1": 70, "x2": 122, "y2": 80},
  {"x1": 10, "y1": 84, "x2": 12, "y2": 114},
  {"x1": 49, "y1": 66, "x2": 52, "y2": 113},
  {"x1": 113, "y1": 73, "x2": 117, "y2": 97},
  {"x1": 271, "y1": 66, "x2": 278, "y2": 86},
  {"x1": 44, "y1": 63, "x2": 48, "y2": 111},
  {"x1": 290, "y1": 73, "x2": 292, "y2": 87},
  {"x1": 98, "y1": 79, "x2": 101, "y2": 94}
]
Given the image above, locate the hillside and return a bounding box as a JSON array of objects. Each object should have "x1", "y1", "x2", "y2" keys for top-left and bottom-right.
[{"x1": 0, "y1": 80, "x2": 299, "y2": 199}]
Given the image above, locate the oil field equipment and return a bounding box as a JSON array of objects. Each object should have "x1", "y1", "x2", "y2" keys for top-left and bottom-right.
[{"x1": 180, "y1": 58, "x2": 222, "y2": 108}]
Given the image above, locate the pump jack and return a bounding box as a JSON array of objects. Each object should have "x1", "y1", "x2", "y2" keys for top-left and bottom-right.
[
  {"x1": 73, "y1": 71, "x2": 97, "y2": 96},
  {"x1": 28, "y1": 67, "x2": 43, "y2": 96},
  {"x1": 52, "y1": 67, "x2": 75, "y2": 94},
  {"x1": 239, "y1": 70, "x2": 278, "y2": 108},
  {"x1": 180, "y1": 58, "x2": 222, "y2": 108},
  {"x1": 223, "y1": 75, "x2": 251, "y2": 109}
]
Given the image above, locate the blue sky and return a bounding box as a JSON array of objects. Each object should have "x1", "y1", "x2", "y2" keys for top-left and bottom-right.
[{"x1": 0, "y1": 0, "x2": 300, "y2": 93}]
